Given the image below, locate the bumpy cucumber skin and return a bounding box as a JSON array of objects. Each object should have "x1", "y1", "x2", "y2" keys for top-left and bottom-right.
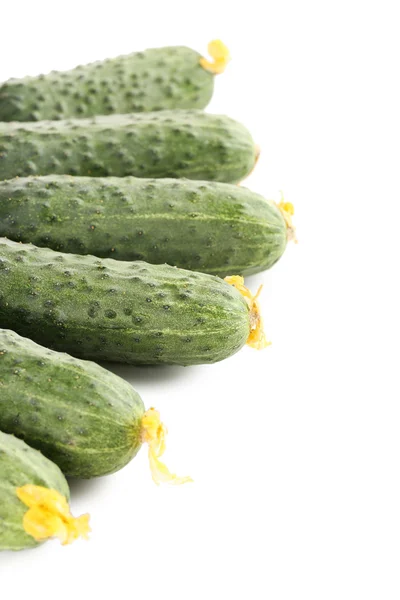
[
  {"x1": 0, "y1": 175, "x2": 287, "y2": 278},
  {"x1": 0, "y1": 111, "x2": 256, "y2": 183},
  {"x1": 0, "y1": 329, "x2": 145, "y2": 479},
  {"x1": 0, "y1": 46, "x2": 214, "y2": 122},
  {"x1": 0, "y1": 430, "x2": 69, "y2": 551},
  {"x1": 0, "y1": 239, "x2": 250, "y2": 365}
]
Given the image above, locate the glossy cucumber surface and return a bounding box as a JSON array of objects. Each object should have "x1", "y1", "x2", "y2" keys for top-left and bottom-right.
[
  {"x1": 0, "y1": 46, "x2": 214, "y2": 121},
  {"x1": 0, "y1": 175, "x2": 287, "y2": 277},
  {"x1": 0, "y1": 329, "x2": 145, "y2": 478},
  {"x1": 0, "y1": 239, "x2": 250, "y2": 365},
  {"x1": 0, "y1": 111, "x2": 256, "y2": 183},
  {"x1": 0, "y1": 430, "x2": 69, "y2": 551}
]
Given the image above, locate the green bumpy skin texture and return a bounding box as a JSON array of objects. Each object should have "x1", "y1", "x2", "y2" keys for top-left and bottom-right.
[
  {"x1": 0, "y1": 46, "x2": 214, "y2": 122},
  {"x1": 0, "y1": 329, "x2": 145, "y2": 479},
  {"x1": 0, "y1": 110, "x2": 256, "y2": 183},
  {"x1": 0, "y1": 239, "x2": 250, "y2": 365},
  {"x1": 0, "y1": 430, "x2": 69, "y2": 551},
  {"x1": 0, "y1": 175, "x2": 287, "y2": 278}
]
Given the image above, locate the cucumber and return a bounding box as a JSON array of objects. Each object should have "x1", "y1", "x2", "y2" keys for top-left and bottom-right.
[
  {"x1": 0, "y1": 175, "x2": 288, "y2": 277},
  {"x1": 0, "y1": 430, "x2": 89, "y2": 550},
  {"x1": 0, "y1": 238, "x2": 265, "y2": 365},
  {"x1": 0, "y1": 110, "x2": 256, "y2": 183},
  {"x1": 0, "y1": 41, "x2": 230, "y2": 122},
  {"x1": 0, "y1": 328, "x2": 144, "y2": 478},
  {"x1": 0, "y1": 330, "x2": 191, "y2": 483}
]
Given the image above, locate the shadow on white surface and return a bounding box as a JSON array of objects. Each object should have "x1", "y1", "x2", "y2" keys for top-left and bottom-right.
[
  {"x1": 100, "y1": 362, "x2": 189, "y2": 384},
  {"x1": 0, "y1": 538, "x2": 49, "y2": 565},
  {"x1": 67, "y1": 476, "x2": 109, "y2": 501}
]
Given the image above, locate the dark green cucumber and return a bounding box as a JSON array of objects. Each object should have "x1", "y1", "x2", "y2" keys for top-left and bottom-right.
[
  {"x1": 0, "y1": 175, "x2": 287, "y2": 277},
  {"x1": 0, "y1": 45, "x2": 216, "y2": 122},
  {"x1": 0, "y1": 239, "x2": 250, "y2": 365},
  {"x1": 0, "y1": 329, "x2": 144, "y2": 478},
  {"x1": 0, "y1": 110, "x2": 256, "y2": 183},
  {"x1": 0, "y1": 430, "x2": 69, "y2": 551}
]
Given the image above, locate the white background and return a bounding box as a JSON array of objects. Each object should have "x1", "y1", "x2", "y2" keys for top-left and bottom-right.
[{"x1": 1, "y1": 1, "x2": 399, "y2": 598}]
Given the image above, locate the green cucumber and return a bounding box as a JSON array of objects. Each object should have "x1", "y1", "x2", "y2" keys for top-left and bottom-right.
[
  {"x1": 0, "y1": 175, "x2": 287, "y2": 277},
  {"x1": 0, "y1": 238, "x2": 257, "y2": 365},
  {"x1": 0, "y1": 430, "x2": 70, "y2": 551},
  {"x1": 0, "y1": 329, "x2": 145, "y2": 478},
  {"x1": 0, "y1": 43, "x2": 225, "y2": 122},
  {"x1": 0, "y1": 110, "x2": 256, "y2": 183}
]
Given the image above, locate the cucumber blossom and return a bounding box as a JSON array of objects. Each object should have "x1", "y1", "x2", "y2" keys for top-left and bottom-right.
[
  {"x1": 0, "y1": 110, "x2": 256, "y2": 183},
  {"x1": 0, "y1": 41, "x2": 230, "y2": 122},
  {"x1": 0, "y1": 329, "x2": 192, "y2": 483},
  {"x1": 0, "y1": 175, "x2": 289, "y2": 277},
  {"x1": 0, "y1": 431, "x2": 89, "y2": 551},
  {"x1": 0, "y1": 239, "x2": 266, "y2": 366}
]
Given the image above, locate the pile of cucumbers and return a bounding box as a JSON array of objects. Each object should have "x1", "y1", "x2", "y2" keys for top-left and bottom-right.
[{"x1": 0, "y1": 40, "x2": 295, "y2": 551}]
